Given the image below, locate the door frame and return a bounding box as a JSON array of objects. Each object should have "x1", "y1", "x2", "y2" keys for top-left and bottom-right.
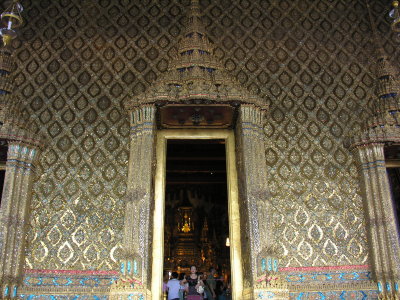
[{"x1": 151, "y1": 129, "x2": 244, "y2": 300}]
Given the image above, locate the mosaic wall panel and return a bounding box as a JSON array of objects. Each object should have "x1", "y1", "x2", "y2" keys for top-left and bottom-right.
[
  {"x1": 20, "y1": 268, "x2": 378, "y2": 298},
  {"x1": 19, "y1": 270, "x2": 117, "y2": 299},
  {"x1": 281, "y1": 266, "x2": 377, "y2": 297},
  {"x1": 288, "y1": 291, "x2": 379, "y2": 300},
  {"x1": 19, "y1": 297, "x2": 108, "y2": 300},
  {"x1": 261, "y1": 0, "x2": 396, "y2": 267},
  {"x1": 5, "y1": 0, "x2": 397, "y2": 269}
]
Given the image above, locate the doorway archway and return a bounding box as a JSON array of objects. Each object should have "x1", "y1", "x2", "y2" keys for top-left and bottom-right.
[
  {"x1": 110, "y1": 104, "x2": 289, "y2": 300},
  {"x1": 152, "y1": 129, "x2": 243, "y2": 299}
]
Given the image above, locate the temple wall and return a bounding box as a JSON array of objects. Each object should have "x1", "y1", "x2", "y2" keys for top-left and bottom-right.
[{"x1": 4, "y1": 0, "x2": 398, "y2": 297}]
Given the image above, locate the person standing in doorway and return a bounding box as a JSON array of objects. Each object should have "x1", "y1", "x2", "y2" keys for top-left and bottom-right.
[
  {"x1": 202, "y1": 271, "x2": 213, "y2": 300},
  {"x1": 178, "y1": 273, "x2": 186, "y2": 300},
  {"x1": 181, "y1": 265, "x2": 204, "y2": 300},
  {"x1": 163, "y1": 272, "x2": 169, "y2": 299},
  {"x1": 206, "y1": 267, "x2": 217, "y2": 299},
  {"x1": 167, "y1": 272, "x2": 181, "y2": 300}
]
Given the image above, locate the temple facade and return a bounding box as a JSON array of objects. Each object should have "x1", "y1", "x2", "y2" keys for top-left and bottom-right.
[{"x1": 0, "y1": 0, "x2": 400, "y2": 299}]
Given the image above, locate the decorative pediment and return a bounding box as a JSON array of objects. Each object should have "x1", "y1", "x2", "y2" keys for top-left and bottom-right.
[{"x1": 125, "y1": 0, "x2": 267, "y2": 112}]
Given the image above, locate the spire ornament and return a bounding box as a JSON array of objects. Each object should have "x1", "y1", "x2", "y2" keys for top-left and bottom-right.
[
  {"x1": 125, "y1": 0, "x2": 266, "y2": 113},
  {"x1": 348, "y1": 48, "x2": 400, "y2": 147},
  {"x1": 348, "y1": 1, "x2": 400, "y2": 147}
]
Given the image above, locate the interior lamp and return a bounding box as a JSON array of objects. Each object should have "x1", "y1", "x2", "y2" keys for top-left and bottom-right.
[
  {"x1": 0, "y1": 0, "x2": 23, "y2": 46},
  {"x1": 389, "y1": 1, "x2": 400, "y2": 33}
]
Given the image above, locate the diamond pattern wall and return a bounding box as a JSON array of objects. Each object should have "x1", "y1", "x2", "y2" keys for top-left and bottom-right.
[{"x1": 6, "y1": 0, "x2": 396, "y2": 270}]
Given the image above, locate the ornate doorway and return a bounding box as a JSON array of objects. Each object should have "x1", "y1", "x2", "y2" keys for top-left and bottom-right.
[
  {"x1": 152, "y1": 130, "x2": 243, "y2": 299},
  {"x1": 111, "y1": 103, "x2": 289, "y2": 300},
  {"x1": 110, "y1": 0, "x2": 289, "y2": 299}
]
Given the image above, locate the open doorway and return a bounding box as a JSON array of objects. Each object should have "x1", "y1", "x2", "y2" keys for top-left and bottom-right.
[
  {"x1": 0, "y1": 144, "x2": 7, "y2": 207},
  {"x1": 385, "y1": 145, "x2": 400, "y2": 233},
  {"x1": 152, "y1": 130, "x2": 243, "y2": 300},
  {"x1": 163, "y1": 139, "x2": 231, "y2": 295}
]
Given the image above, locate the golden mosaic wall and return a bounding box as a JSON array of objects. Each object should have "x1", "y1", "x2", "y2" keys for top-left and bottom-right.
[{"x1": 8, "y1": 0, "x2": 396, "y2": 270}]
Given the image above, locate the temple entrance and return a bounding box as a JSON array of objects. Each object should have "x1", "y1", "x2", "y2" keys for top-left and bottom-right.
[
  {"x1": 152, "y1": 130, "x2": 243, "y2": 300},
  {"x1": 163, "y1": 139, "x2": 230, "y2": 295}
]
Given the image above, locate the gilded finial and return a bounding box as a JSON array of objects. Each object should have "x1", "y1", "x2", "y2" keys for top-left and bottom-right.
[
  {"x1": 190, "y1": 0, "x2": 200, "y2": 9},
  {"x1": 184, "y1": 0, "x2": 205, "y2": 36}
]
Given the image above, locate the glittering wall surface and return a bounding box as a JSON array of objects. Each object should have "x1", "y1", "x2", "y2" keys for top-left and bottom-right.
[{"x1": 8, "y1": 0, "x2": 396, "y2": 270}]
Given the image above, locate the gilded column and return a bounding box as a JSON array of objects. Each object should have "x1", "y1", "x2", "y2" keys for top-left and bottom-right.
[
  {"x1": 236, "y1": 104, "x2": 269, "y2": 276},
  {"x1": 350, "y1": 7, "x2": 400, "y2": 297},
  {"x1": 352, "y1": 143, "x2": 400, "y2": 299},
  {"x1": 110, "y1": 104, "x2": 156, "y2": 299},
  {"x1": 347, "y1": 37, "x2": 400, "y2": 297},
  {"x1": 236, "y1": 104, "x2": 288, "y2": 300},
  {"x1": 0, "y1": 4, "x2": 44, "y2": 297},
  {"x1": 0, "y1": 142, "x2": 40, "y2": 299}
]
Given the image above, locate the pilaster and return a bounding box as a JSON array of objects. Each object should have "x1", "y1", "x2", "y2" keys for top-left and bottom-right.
[
  {"x1": 352, "y1": 143, "x2": 400, "y2": 299},
  {"x1": 235, "y1": 105, "x2": 264, "y2": 283},
  {"x1": 235, "y1": 104, "x2": 288, "y2": 299},
  {"x1": 110, "y1": 104, "x2": 156, "y2": 299},
  {"x1": 0, "y1": 12, "x2": 44, "y2": 298},
  {"x1": 0, "y1": 142, "x2": 40, "y2": 299}
]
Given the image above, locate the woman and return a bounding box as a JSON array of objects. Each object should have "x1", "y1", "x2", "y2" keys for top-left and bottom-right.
[{"x1": 181, "y1": 265, "x2": 204, "y2": 300}]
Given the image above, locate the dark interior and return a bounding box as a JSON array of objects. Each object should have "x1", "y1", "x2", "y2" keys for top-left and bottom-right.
[
  {"x1": 0, "y1": 144, "x2": 7, "y2": 207},
  {"x1": 164, "y1": 139, "x2": 230, "y2": 279},
  {"x1": 385, "y1": 145, "x2": 400, "y2": 232}
]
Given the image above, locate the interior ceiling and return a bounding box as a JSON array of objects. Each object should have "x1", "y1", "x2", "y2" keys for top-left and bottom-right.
[
  {"x1": 385, "y1": 144, "x2": 400, "y2": 160},
  {"x1": 166, "y1": 139, "x2": 227, "y2": 185},
  {"x1": 0, "y1": 145, "x2": 7, "y2": 163}
]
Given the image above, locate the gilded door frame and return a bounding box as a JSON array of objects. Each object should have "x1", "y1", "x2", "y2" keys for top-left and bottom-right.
[{"x1": 151, "y1": 129, "x2": 244, "y2": 300}]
